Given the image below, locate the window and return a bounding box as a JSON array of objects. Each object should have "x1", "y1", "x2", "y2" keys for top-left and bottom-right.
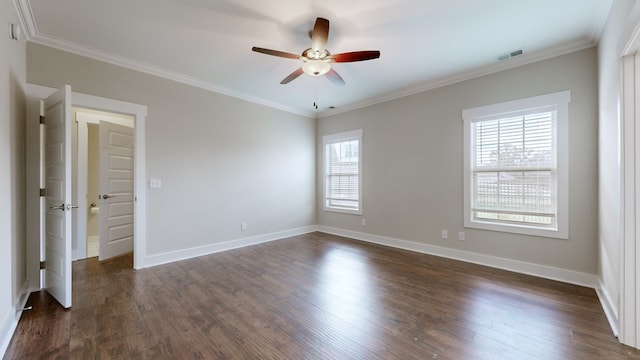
[
  {"x1": 323, "y1": 130, "x2": 363, "y2": 214},
  {"x1": 463, "y1": 91, "x2": 570, "y2": 239}
]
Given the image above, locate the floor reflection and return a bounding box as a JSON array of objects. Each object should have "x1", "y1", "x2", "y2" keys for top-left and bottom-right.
[
  {"x1": 461, "y1": 277, "x2": 569, "y2": 358},
  {"x1": 312, "y1": 244, "x2": 383, "y2": 351}
]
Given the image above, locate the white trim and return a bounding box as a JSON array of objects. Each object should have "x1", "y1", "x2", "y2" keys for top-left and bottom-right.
[
  {"x1": 12, "y1": 0, "x2": 36, "y2": 40},
  {"x1": 621, "y1": 54, "x2": 635, "y2": 346},
  {"x1": 70, "y1": 93, "x2": 147, "y2": 269},
  {"x1": 74, "y1": 109, "x2": 134, "y2": 261},
  {"x1": 0, "y1": 308, "x2": 14, "y2": 357},
  {"x1": 619, "y1": 51, "x2": 640, "y2": 348},
  {"x1": 319, "y1": 39, "x2": 595, "y2": 119},
  {"x1": 26, "y1": 84, "x2": 148, "y2": 270},
  {"x1": 11, "y1": 0, "x2": 595, "y2": 120},
  {"x1": 74, "y1": 115, "x2": 88, "y2": 260},
  {"x1": 623, "y1": 7, "x2": 640, "y2": 56},
  {"x1": 0, "y1": 281, "x2": 30, "y2": 357},
  {"x1": 461, "y1": 91, "x2": 571, "y2": 120},
  {"x1": 322, "y1": 129, "x2": 363, "y2": 215},
  {"x1": 76, "y1": 110, "x2": 134, "y2": 127},
  {"x1": 317, "y1": 226, "x2": 598, "y2": 288},
  {"x1": 462, "y1": 91, "x2": 571, "y2": 239},
  {"x1": 597, "y1": 279, "x2": 621, "y2": 338},
  {"x1": 322, "y1": 129, "x2": 362, "y2": 143},
  {"x1": 24, "y1": 31, "x2": 315, "y2": 119},
  {"x1": 143, "y1": 226, "x2": 318, "y2": 268},
  {"x1": 634, "y1": 51, "x2": 640, "y2": 350},
  {"x1": 28, "y1": 30, "x2": 593, "y2": 120}
]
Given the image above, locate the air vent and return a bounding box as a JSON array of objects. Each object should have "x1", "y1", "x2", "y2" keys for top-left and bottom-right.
[
  {"x1": 496, "y1": 49, "x2": 524, "y2": 62},
  {"x1": 510, "y1": 49, "x2": 523, "y2": 57}
]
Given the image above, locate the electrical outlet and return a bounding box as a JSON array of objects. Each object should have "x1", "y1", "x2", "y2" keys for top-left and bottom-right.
[
  {"x1": 458, "y1": 232, "x2": 465, "y2": 241},
  {"x1": 441, "y1": 230, "x2": 448, "y2": 239},
  {"x1": 361, "y1": 218, "x2": 367, "y2": 226},
  {"x1": 241, "y1": 223, "x2": 247, "y2": 231}
]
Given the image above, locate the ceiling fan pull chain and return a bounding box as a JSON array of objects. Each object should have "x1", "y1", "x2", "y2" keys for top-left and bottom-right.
[{"x1": 314, "y1": 85, "x2": 318, "y2": 109}]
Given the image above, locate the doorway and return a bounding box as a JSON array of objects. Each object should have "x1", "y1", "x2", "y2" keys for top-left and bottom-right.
[
  {"x1": 25, "y1": 84, "x2": 147, "y2": 308},
  {"x1": 73, "y1": 108, "x2": 135, "y2": 262}
]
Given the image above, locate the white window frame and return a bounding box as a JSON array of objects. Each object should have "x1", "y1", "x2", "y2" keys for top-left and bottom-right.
[
  {"x1": 463, "y1": 91, "x2": 570, "y2": 239},
  {"x1": 323, "y1": 129, "x2": 363, "y2": 215}
]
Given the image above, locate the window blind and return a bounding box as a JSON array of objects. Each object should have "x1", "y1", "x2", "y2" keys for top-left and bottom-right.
[
  {"x1": 326, "y1": 139, "x2": 360, "y2": 211},
  {"x1": 471, "y1": 109, "x2": 557, "y2": 227}
]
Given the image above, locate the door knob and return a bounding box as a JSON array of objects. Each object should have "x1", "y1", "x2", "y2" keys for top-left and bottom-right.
[
  {"x1": 101, "y1": 194, "x2": 115, "y2": 199},
  {"x1": 49, "y1": 203, "x2": 65, "y2": 211}
]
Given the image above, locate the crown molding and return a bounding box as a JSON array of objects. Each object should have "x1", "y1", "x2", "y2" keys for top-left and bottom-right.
[
  {"x1": 14, "y1": 0, "x2": 315, "y2": 119},
  {"x1": 14, "y1": 0, "x2": 599, "y2": 121},
  {"x1": 13, "y1": 0, "x2": 37, "y2": 40},
  {"x1": 28, "y1": 32, "x2": 316, "y2": 119},
  {"x1": 318, "y1": 38, "x2": 597, "y2": 119}
]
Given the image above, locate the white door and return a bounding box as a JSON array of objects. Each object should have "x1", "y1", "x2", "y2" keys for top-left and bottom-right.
[
  {"x1": 43, "y1": 85, "x2": 73, "y2": 308},
  {"x1": 98, "y1": 121, "x2": 134, "y2": 261}
]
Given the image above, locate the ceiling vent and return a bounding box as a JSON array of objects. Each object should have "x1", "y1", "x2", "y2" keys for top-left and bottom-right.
[{"x1": 496, "y1": 49, "x2": 524, "y2": 62}]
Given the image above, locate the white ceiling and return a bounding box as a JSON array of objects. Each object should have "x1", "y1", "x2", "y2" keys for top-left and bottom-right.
[{"x1": 17, "y1": 0, "x2": 612, "y2": 117}]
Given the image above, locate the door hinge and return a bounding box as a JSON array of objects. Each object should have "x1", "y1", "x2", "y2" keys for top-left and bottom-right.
[
  {"x1": 39, "y1": 115, "x2": 46, "y2": 125},
  {"x1": 39, "y1": 261, "x2": 46, "y2": 270},
  {"x1": 39, "y1": 188, "x2": 46, "y2": 197}
]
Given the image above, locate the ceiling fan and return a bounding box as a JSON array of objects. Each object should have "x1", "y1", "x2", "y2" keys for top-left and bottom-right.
[{"x1": 252, "y1": 17, "x2": 380, "y2": 85}]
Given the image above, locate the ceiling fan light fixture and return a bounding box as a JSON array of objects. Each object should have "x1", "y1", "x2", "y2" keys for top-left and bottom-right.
[
  {"x1": 252, "y1": 17, "x2": 379, "y2": 85},
  {"x1": 302, "y1": 60, "x2": 331, "y2": 76}
]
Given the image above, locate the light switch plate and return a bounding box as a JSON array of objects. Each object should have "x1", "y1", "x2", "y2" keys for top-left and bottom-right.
[{"x1": 149, "y1": 178, "x2": 161, "y2": 188}]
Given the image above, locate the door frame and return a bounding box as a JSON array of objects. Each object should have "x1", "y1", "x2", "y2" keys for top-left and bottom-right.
[
  {"x1": 75, "y1": 109, "x2": 134, "y2": 261},
  {"x1": 620, "y1": 19, "x2": 640, "y2": 349},
  {"x1": 72, "y1": 92, "x2": 147, "y2": 269},
  {"x1": 28, "y1": 84, "x2": 147, "y2": 271}
]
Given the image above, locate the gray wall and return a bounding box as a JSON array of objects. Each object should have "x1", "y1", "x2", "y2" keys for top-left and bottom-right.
[
  {"x1": 318, "y1": 47, "x2": 599, "y2": 274},
  {"x1": 26, "y1": 42, "x2": 599, "y2": 274},
  {"x1": 27, "y1": 43, "x2": 316, "y2": 257},
  {"x1": 1, "y1": 0, "x2": 27, "y2": 351}
]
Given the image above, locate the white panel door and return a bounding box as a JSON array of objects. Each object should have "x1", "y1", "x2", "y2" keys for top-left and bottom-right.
[
  {"x1": 98, "y1": 121, "x2": 134, "y2": 261},
  {"x1": 44, "y1": 85, "x2": 73, "y2": 308}
]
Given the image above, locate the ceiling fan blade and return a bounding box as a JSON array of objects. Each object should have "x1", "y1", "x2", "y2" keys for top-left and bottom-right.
[
  {"x1": 280, "y1": 68, "x2": 304, "y2": 84},
  {"x1": 310, "y1": 17, "x2": 329, "y2": 55},
  {"x1": 328, "y1": 51, "x2": 381, "y2": 63},
  {"x1": 325, "y1": 69, "x2": 345, "y2": 86},
  {"x1": 252, "y1": 47, "x2": 300, "y2": 60}
]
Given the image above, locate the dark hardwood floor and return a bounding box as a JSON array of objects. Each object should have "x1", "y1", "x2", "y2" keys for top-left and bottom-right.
[{"x1": 5, "y1": 232, "x2": 640, "y2": 359}]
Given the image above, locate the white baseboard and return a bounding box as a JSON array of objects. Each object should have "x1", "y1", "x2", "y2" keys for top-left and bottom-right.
[
  {"x1": 596, "y1": 280, "x2": 620, "y2": 338},
  {"x1": 0, "y1": 307, "x2": 14, "y2": 358},
  {"x1": 28, "y1": 222, "x2": 614, "y2": 345},
  {"x1": 0, "y1": 281, "x2": 30, "y2": 358},
  {"x1": 317, "y1": 226, "x2": 625, "y2": 337},
  {"x1": 317, "y1": 226, "x2": 599, "y2": 288},
  {"x1": 143, "y1": 226, "x2": 318, "y2": 268},
  {"x1": 87, "y1": 236, "x2": 99, "y2": 258}
]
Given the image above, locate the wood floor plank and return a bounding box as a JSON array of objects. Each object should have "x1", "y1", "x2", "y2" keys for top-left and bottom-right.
[{"x1": 5, "y1": 232, "x2": 640, "y2": 359}]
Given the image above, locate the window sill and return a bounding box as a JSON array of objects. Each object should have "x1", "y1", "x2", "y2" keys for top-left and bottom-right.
[
  {"x1": 464, "y1": 219, "x2": 568, "y2": 239},
  {"x1": 323, "y1": 207, "x2": 362, "y2": 215}
]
